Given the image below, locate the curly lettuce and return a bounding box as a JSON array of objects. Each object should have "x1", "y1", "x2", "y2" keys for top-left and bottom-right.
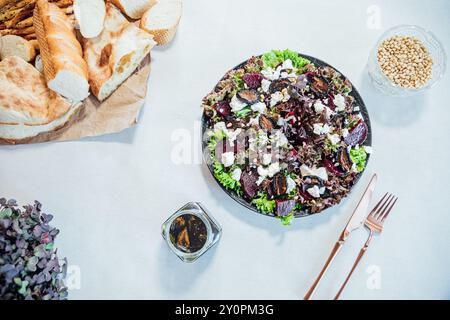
[
  {"x1": 251, "y1": 192, "x2": 276, "y2": 214},
  {"x1": 213, "y1": 161, "x2": 243, "y2": 196},
  {"x1": 349, "y1": 147, "x2": 368, "y2": 172},
  {"x1": 278, "y1": 212, "x2": 295, "y2": 226},
  {"x1": 262, "y1": 49, "x2": 310, "y2": 70}
]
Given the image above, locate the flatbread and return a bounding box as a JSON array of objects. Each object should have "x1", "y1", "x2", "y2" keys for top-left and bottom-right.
[{"x1": 0, "y1": 56, "x2": 71, "y2": 125}]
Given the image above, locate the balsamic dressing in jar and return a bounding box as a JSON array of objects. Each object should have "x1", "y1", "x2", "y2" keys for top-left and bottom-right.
[
  {"x1": 162, "y1": 202, "x2": 222, "y2": 262},
  {"x1": 169, "y1": 214, "x2": 208, "y2": 253}
]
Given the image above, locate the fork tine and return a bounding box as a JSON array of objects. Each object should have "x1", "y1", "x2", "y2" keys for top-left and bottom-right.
[
  {"x1": 380, "y1": 197, "x2": 398, "y2": 222},
  {"x1": 369, "y1": 192, "x2": 388, "y2": 217},
  {"x1": 373, "y1": 193, "x2": 392, "y2": 219},
  {"x1": 375, "y1": 194, "x2": 394, "y2": 220}
]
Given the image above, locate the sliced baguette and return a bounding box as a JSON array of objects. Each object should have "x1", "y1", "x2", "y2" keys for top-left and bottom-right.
[
  {"x1": 0, "y1": 34, "x2": 35, "y2": 61},
  {"x1": 73, "y1": 0, "x2": 105, "y2": 38},
  {"x1": 34, "y1": 0, "x2": 89, "y2": 102},
  {"x1": 110, "y1": 0, "x2": 156, "y2": 19},
  {"x1": 83, "y1": 2, "x2": 156, "y2": 101},
  {"x1": 140, "y1": 0, "x2": 182, "y2": 45}
]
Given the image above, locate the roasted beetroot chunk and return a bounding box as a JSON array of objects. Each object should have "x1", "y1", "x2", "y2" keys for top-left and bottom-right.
[
  {"x1": 338, "y1": 148, "x2": 353, "y2": 172},
  {"x1": 242, "y1": 73, "x2": 263, "y2": 89},
  {"x1": 271, "y1": 174, "x2": 287, "y2": 196},
  {"x1": 214, "y1": 101, "x2": 231, "y2": 118},
  {"x1": 276, "y1": 200, "x2": 296, "y2": 217},
  {"x1": 323, "y1": 158, "x2": 345, "y2": 177},
  {"x1": 240, "y1": 169, "x2": 259, "y2": 199},
  {"x1": 344, "y1": 120, "x2": 368, "y2": 146}
]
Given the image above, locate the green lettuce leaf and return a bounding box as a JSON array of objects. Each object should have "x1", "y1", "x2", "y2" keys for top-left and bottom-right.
[
  {"x1": 262, "y1": 49, "x2": 310, "y2": 70},
  {"x1": 235, "y1": 106, "x2": 252, "y2": 118},
  {"x1": 251, "y1": 192, "x2": 276, "y2": 214},
  {"x1": 213, "y1": 161, "x2": 243, "y2": 196},
  {"x1": 278, "y1": 212, "x2": 295, "y2": 226},
  {"x1": 349, "y1": 147, "x2": 368, "y2": 172}
]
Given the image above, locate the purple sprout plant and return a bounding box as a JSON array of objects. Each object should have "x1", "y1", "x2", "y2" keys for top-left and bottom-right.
[{"x1": 0, "y1": 198, "x2": 68, "y2": 300}]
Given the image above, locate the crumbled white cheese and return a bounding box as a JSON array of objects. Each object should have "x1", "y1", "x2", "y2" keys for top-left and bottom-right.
[
  {"x1": 231, "y1": 168, "x2": 242, "y2": 181},
  {"x1": 270, "y1": 91, "x2": 284, "y2": 107},
  {"x1": 364, "y1": 146, "x2": 373, "y2": 154},
  {"x1": 325, "y1": 106, "x2": 335, "y2": 119},
  {"x1": 277, "y1": 117, "x2": 286, "y2": 126},
  {"x1": 227, "y1": 128, "x2": 242, "y2": 146},
  {"x1": 354, "y1": 106, "x2": 360, "y2": 112},
  {"x1": 300, "y1": 165, "x2": 328, "y2": 181},
  {"x1": 230, "y1": 95, "x2": 247, "y2": 112},
  {"x1": 333, "y1": 94, "x2": 346, "y2": 112},
  {"x1": 261, "y1": 79, "x2": 271, "y2": 93},
  {"x1": 248, "y1": 115, "x2": 260, "y2": 127},
  {"x1": 251, "y1": 102, "x2": 266, "y2": 114},
  {"x1": 281, "y1": 88, "x2": 291, "y2": 102},
  {"x1": 342, "y1": 128, "x2": 349, "y2": 138},
  {"x1": 256, "y1": 176, "x2": 265, "y2": 186},
  {"x1": 281, "y1": 59, "x2": 294, "y2": 70},
  {"x1": 261, "y1": 68, "x2": 280, "y2": 81},
  {"x1": 271, "y1": 130, "x2": 289, "y2": 148},
  {"x1": 262, "y1": 153, "x2": 272, "y2": 165},
  {"x1": 313, "y1": 123, "x2": 331, "y2": 135},
  {"x1": 314, "y1": 101, "x2": 326, "y2": 114},
  {"x1": 257, "y1": 165, "x2": 268, "y2": 177},
  {"x1": 256, "y1": 129, "x2": 269, "y2": 146},
  {"x1": 286, "y1": 176, "x2": 296, "y2": 193},
  {"x1": 328, "y1": 134, "x2": 341, "y2": 145},
  {"x1": 319, "y1": 187, "x2": 326, "y2": 194},
  {"x1": 307, "y1": 185, "x2": 321, "y2": 198},
  {"x1": 267, "y1": 162, "x2": 280, "y2": 177},
  {"x1": 221, "y1": 152, "x2": 235, "y2": 167},
  {"x1": 281, "y1": 71, "x2": 297, "y2": 79},
  {"x1": 214, "y1": 121, "x2": 227, "y2": 133}
]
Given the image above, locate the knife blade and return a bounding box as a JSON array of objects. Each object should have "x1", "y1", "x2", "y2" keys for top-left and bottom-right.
[
  {"x1": 304, "y1": 173, "x2": 378, "y2": 300},
  {"x1": 340, "y1": 173, "x2": 378, "y2": 240}
]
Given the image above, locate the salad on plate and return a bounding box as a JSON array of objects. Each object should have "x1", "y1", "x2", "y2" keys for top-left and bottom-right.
[{"x1": 202, "y1": 50, "x2": 372, "y2": 224}]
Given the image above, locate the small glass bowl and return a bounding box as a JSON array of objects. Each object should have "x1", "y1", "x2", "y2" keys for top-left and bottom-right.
[
  {"x1": 162, "y1": 202, "x2": 222, "y2": 263},
  {"x1": 367, "y1": 25, "x2": 446, "y2": 97}
]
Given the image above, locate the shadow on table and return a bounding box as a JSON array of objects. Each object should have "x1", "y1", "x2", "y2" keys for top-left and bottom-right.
[
  {"x1": 200, "y1": 162, "x2": 368, "y2": 245},
  {"x1": 156, "y1": 240, "x2": 216, "y2": 297},
  {"x1": 359, "y1": 70, "x2": 427, "y2": 127}
]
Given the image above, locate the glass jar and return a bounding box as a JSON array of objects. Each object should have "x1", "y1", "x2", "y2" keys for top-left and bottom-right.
[
  {"x1": 367, "y1": 25, "x2": 446, "y2": 97},
  {"x1": 162, "y1": 202, "x2": 222, "y2": 263}
]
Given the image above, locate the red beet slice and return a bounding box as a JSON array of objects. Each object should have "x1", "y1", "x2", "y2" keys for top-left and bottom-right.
[
  {"x1": 276, "y1": 200, "x2": 296, "y2": 217},
  {"x1": 214, "y1": 101, "x2": 231, "y2": 118},
  {"x1": 323, "y1": 158, "x2": 345, "y2": 177},
  {"x1": 240, "y1": 169, "x2": 259, "y2": 199},
  {"x1": 344, "y1": 120, "x2": 368, "y2": 146},
  {"x1": 242, "y1": 73, "x2": 263, "y2": 89},
  {"x1": 338, "y1": 149, "x2": 353, "y2": 172},
  {"x1": 298, "y1": 190, "x2": 313, "y2": 203}
]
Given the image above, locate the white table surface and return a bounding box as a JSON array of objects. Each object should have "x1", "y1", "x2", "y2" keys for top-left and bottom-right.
[{"x1": 1, "y1": 0, "x2": 449, "y2": 300}]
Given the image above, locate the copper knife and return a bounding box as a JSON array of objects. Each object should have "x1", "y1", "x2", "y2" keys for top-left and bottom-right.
[{"x1": 303, "y1": 173, "x2": 378, "y2": 300}]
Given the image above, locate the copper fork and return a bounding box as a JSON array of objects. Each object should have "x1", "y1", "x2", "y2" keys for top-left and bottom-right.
[{"x1": 334, "y1": 193, "x2": 398, "y2": 300}]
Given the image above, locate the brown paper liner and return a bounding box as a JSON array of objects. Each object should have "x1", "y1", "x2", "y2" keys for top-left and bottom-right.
[{"x1": 0, "y1": 55, "x2": 151, "y2": 145}]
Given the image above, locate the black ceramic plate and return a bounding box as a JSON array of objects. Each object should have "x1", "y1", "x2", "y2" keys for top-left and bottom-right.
[{"x1": 202, "y1": 53, "x2": 372, "y2": 218}]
